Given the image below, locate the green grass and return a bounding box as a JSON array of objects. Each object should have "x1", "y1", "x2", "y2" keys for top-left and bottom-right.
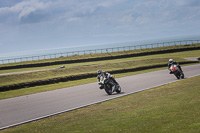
[{"x1": 2, "y1": 75, "x2": 200, "y2": 133}]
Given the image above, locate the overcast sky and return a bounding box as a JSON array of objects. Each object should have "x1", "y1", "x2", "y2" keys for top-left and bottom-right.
[{"x1": 0, "y1": 0, "x2": 200, "y2": 54}]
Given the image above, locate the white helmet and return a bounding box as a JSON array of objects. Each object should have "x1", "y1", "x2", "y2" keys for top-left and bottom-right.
[{"x1": 169, "y1": 59, "x2": 173, "y2": 63}]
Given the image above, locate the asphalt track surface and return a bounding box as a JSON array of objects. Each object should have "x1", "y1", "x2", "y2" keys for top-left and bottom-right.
[{"x1": 0, "y1": 64, "x2": 200, "y2": 130}]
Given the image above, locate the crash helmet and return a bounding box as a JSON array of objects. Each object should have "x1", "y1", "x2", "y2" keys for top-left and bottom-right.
[
  {"x1": 169, "y1": 59, "x2": 174, "y2": 63},
  {"x1": 97, "y1": 69, "x2": 102, "y2": 75}
]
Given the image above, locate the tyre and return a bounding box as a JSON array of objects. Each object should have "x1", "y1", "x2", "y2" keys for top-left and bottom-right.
[
  {"x1": 104, "y1": 84, "x2": 112, "y2": 95},
  {"x1": 116, "y1": 86, "x2": 121, "y2": 93},
  {"x1": 181, "y1": 73, "x2": 184, "y2": 79},
  {"x1": 174, "y1": 72, "x2": 180, "y2": 79}
]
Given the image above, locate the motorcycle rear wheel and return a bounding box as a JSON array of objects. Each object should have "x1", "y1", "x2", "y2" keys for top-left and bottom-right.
[
  {"x1": 116, "y1": 86, "x2": 121, "y2": 93},
  {"x1": 174, "y1": 71, "x2": 181, "y2": 79},
  {"x1": 181, "y1": 73, "x2": 184, "y2": 79},
  {"x1": 174, "y1": 73, "x2": 180, "y2": 79}
]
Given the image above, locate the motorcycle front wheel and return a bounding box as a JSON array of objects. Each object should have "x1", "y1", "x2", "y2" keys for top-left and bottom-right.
[
  {"x1": 174, "y1": 72, "x2": 180, "y2": 79},
  {"x1": 104, "y1": 84, "x2": 112, "y2": 95}
]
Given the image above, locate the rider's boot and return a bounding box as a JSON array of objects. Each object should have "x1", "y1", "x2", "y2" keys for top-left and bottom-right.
[{"x1": 99, "y1": 85, "x2": 104, "y2": 89}]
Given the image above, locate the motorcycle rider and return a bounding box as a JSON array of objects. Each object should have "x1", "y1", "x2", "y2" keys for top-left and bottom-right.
[
  {"x1": 97, "y1": 69, "x2": 118, "y2": 89},
  {"x1": 168, "y1": 59, "x2": 183, "y2": 74}
]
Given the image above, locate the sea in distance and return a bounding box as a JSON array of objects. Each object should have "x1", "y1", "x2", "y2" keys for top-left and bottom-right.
[{"x1": 0, "y1": 35, "x2": 200, "y2": 63}]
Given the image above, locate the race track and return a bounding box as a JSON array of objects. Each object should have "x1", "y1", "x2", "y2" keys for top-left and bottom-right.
[{"x1": 0, "y1": 64, "x2": 200, "y2": 130}]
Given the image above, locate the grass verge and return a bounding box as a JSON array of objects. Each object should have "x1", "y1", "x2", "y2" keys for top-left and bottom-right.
[{"x1": 2, "y1": 75, "x2": 200, "y2": 133}]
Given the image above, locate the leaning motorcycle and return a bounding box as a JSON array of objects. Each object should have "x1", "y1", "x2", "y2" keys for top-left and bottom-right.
[
  {"x1": 169, "y1": 64, "x2": 184, "y2": 79},
  {"x1": 98, "y1": 75, "x2": 121, "y2": 95}
]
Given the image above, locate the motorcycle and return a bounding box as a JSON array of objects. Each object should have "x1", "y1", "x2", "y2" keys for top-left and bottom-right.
[
  {"x1": 169, "y1": 64, "x2": 184, "y2": 79},
  {"x1": 98, "y1": 75, "x2": 121, "y2": 95}
]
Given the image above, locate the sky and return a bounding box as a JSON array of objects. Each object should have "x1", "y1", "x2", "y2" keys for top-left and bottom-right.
[{"x1": 0, "y1": 0, "x2": 200, "y2": 54}]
